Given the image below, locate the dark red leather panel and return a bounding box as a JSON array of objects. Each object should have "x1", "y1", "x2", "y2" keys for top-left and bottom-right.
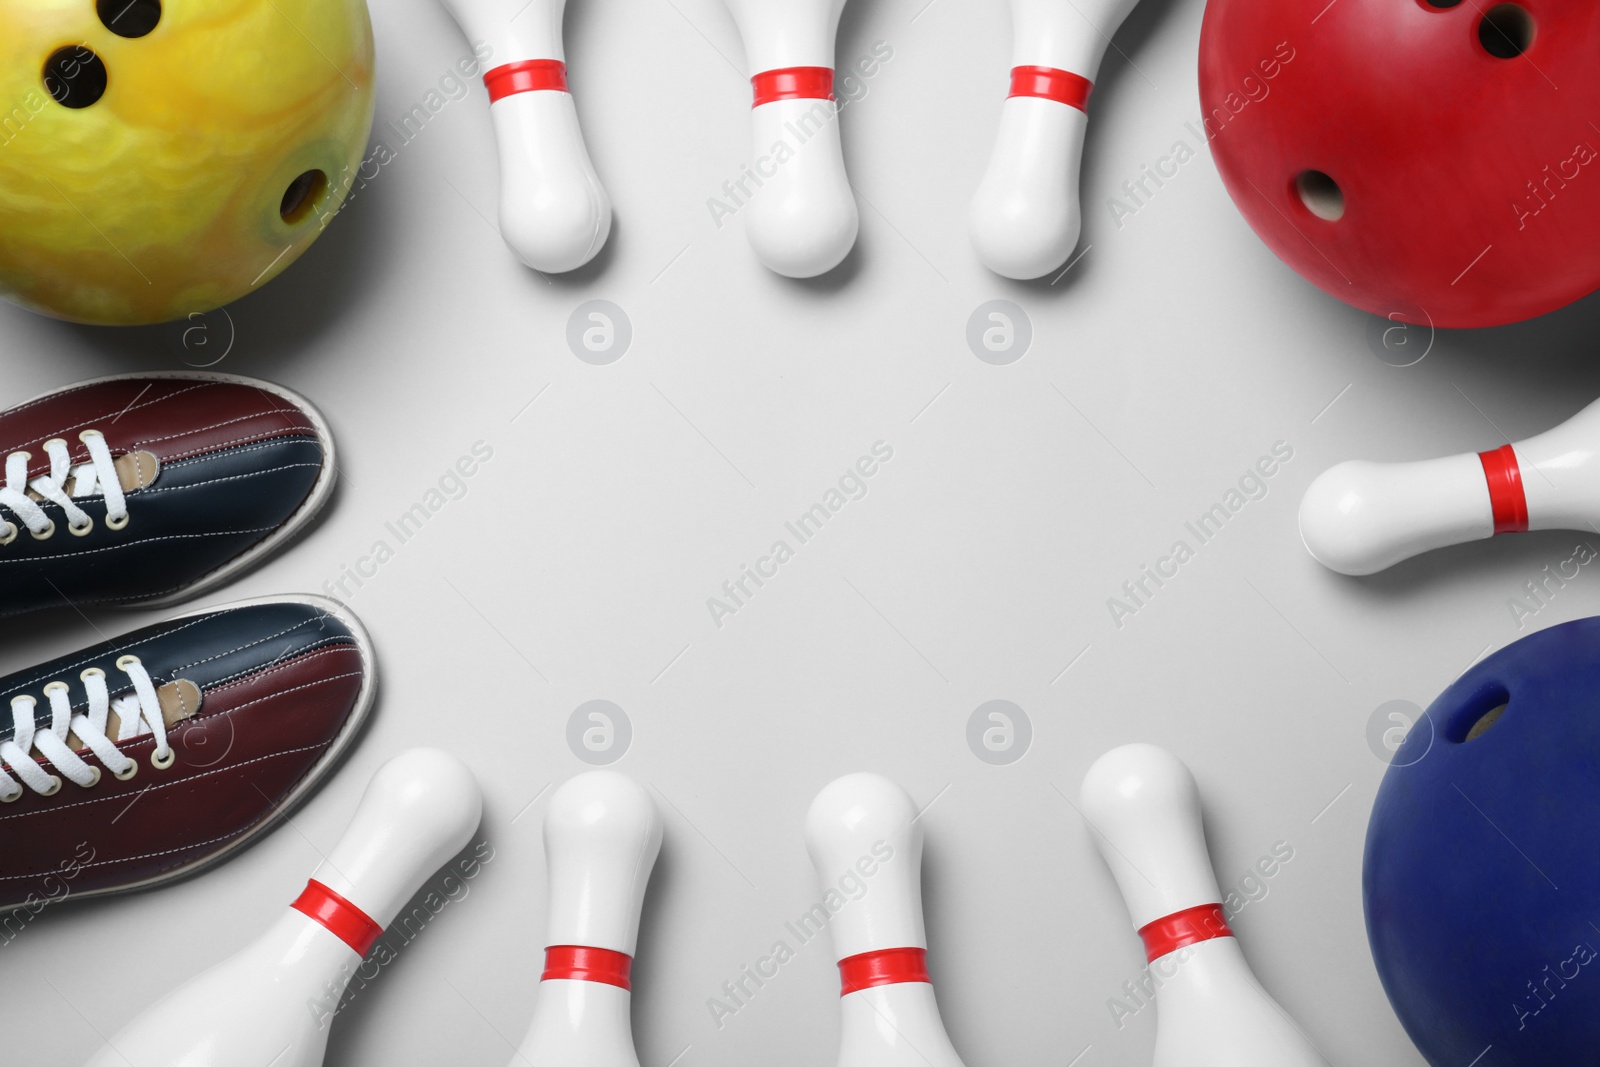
[
  {"x1": 0, "y1": 644, "x2": 363, "y2": 908},
  {"x1": 0, "y1": 377, "x2": 319, "y2": 481}
]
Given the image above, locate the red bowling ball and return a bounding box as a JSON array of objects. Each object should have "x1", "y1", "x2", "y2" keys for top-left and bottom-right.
[{"x1": 1198, "y1": 1, "x2": 1600, "y2": 327}]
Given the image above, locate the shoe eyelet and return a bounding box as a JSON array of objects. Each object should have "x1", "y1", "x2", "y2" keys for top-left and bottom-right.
[
  {"x1": 150, "y1": 748, "x2": 175, "y2": 770},
  {"x1": 42, "y1": 680, "x2": 69, "y2": 697},
  {"x1": 78, "y1": 429, "x2": 103, "y2": 443},
  {"x1": 80, "y1": 766, "x2": 101, "y2": 788},
  {"x1": 115, "y1": 655, "x2": 141, "y2": 671},
  {"x1": 68, "y1": 517, "x2": 93, "y2": 537},
  {"x1": 29, "y1": 519, "x2": 55, "y2": 541},
  {"x1": 114, "y1": 761, "x2": 138, "y2": 782},
  {"x1": 0, "y1": 787, "x2": 20, "y2": 803},
  {"x1": 80, "y1": 666, "x2": 105, "y2": 683},
  {"x1": 41, "y1": 775, "x2": 62, "y2": 797},
  {"x1": 104, "y1": 512, "x2": 129, "y2": 531},
  {"x1": 0, "y1": 524, "x2": 15, "y2": 546},
  {"x1": 42, "y1": 437, "x2": 66, "y2": 451}
]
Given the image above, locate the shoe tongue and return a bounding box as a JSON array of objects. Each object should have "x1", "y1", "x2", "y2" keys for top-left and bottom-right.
[
  {"x1": 114, "y1": 450, "x2": 160, "y2": 490},
  {"x1": 25, "y1": 449, "x2": 159, "y2": 499},
  {"x1": 66, "y1": 679, "x2": 201, "y2": 750}
]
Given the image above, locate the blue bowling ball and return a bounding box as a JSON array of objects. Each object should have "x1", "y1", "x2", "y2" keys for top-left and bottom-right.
[{"x1": 1365, "y1": 616, "x2": 1600, "y2": 1065}]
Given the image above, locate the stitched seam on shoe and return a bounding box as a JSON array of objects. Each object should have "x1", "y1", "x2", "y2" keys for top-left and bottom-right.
[
  {"x1": 131, "y1": 409, "x2": 299, "y2": 447},
  {"x1": 202, "y1": 668, "x2": 365, "y2": 714},
  {"x1": 161, "y1": 440, "x2": 321, "y2": 472},
  {"x1": 171, "y1": 616, "x2": 350, "y2": 675},
  {"x1": 197, "y1": 642, "x2": 359, "y2": 694},
  {"x1": 0, "y1": 738, "x2": 333, "y2": 837},
  {"x1": 5, "y1": 405, "x2": 314, "y2": 479},
  {"x1": 0, "y1": 610, "x2": 347, "y2": 698},
  {"x1": 0, "y1": 390, "x2": 320, "y2": 533},
  {"x1": 156, "y1": 430, "x2": 317, "y2": 467},
  {"x1": 5, "y1": 643, "x2": 357, "y2": 720},
  {"x1": 1, "y1": 384, "x2": 304, "y2": 464},
  {"x1": 0, "y1": 381, "x2": 199, "y2": 423},
  {"x1": 132, "y1": 414, "x2": 311, "y2": 460},
  {"x1": 24, "y1": 826, "x2": 261, "y2": 878},
  {"x1": 0, "y1": 381, "x2": 209, "y2": 423},
  {"x1": 19, "y1": 460, "x2": 322, "y2": 509},
  {"x1": 0, "y1": 527, "x2": 280, "y2": 567},
  {"x1": 137, "y1": 462, "x2": 324, "y2": 496},
  {"x1": 0, "y1": 383, "x2": 217, "y2": 451},
  {"x1": 0, "y1": 668, "x2": 363, "y2": 828}
]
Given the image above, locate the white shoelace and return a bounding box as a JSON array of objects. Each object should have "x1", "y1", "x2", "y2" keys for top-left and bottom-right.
[
  {"x1": 0, "y1": 430, "x2": 128, "y2": 544},
  {"x1": 0, "y1": 657, "x2": 172, "y2": 801}
]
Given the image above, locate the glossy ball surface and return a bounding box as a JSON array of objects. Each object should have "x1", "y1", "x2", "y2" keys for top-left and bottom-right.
[
  {"x1": 1366, "y1": 616, "x2": 1600, "y2": 1065},
  {"x1": 1200, "y1": 1, "x2": 1600, "y2": 327},
  {"x1": 0, "y1": 0, "x2": 374, "y2": 325}
]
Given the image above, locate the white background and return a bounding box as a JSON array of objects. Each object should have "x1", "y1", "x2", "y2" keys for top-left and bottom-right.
[{"x1": 6, "y1": 0, "x2": 1600, "y2": 1063}]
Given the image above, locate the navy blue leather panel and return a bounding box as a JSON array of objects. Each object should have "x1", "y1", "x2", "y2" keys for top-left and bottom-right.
[
  {"x1": 0, "y1": 436, "x2": 324, "y2": 616},
  {"x1": 0, "y1": 600, "x2": 358, "y2": 744}
]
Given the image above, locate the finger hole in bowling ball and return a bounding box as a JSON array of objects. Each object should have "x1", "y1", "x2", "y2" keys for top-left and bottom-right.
[
  {"x1": 1294, "y1": 170, "x2": 1345, "y2": 221},
  {"x1": 97, "y1": 0, "x2": 161, "y2": 38},
  {"x1": 1478, "y1": 4, "x2": 1534, "y2": 58},
  {"x1": 1420, "y1": 0, "x2": 1462, "y2": 7},
  {"x1": 42, "y1": 46, "x2": 108, "y2": 109},
  {"x1": 1464, "y1": 702, "x2": 1507, "y2": 741},
  {"x1": 279, "y1": 170, "x2": 328, "y2": 225},
  {"x1": 1446, "y1": 684, "x2": 1510, "y2": 743}
]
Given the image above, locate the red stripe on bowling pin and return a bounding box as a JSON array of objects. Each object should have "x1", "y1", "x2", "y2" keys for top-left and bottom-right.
[
  {"x1": 290, "y1": 879, "x2": 385, "y2": 957},
  {"x1": 1007, "y1": 65, "x2": 1094, "y2": 112},
  {"x1": 541, "y1": 944, "x2": 634, "y2": 989},
  {"x1": 751, "y1": 66, "x2": 835, "y2": 107},
  {"x1": 1478, "y1": 444, "x2": 1529, "y2": 534},
  {"x1": 1137, "y1": 902, "x2": 1233, "y2": 963},
  {"x1": 484, "y1": 60, "x2": 570, "y2": 102},
  {"x1": 837, "y1": 946, "x2": 931, "y2": 995}
]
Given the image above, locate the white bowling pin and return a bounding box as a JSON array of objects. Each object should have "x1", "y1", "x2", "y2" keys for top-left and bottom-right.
[
  {"x1": 722, "y1": 0, "x2": 859, "y2": 277},
  {"x1": 1300, "y1": 397, "x2": 1600, "y2": 575},
  {"x1": 82, "y1": 748, "x2": 483, "y2": 1067},
  {"x1": 439, "y1": 0, "x2": 612, "y2": 273},
  {"x1": 1079, "y1": 745, "x2": 1328, "y2": 1067},
  {"x1": 508, "y1": 770, "x2": 662, "y2": 1066},
  {"x1": 805, "y1": 774, "x2": 967, "y2": 1067},
  {"x1": 969, "y1": 0, "x2": 1142, "y2": 279}
]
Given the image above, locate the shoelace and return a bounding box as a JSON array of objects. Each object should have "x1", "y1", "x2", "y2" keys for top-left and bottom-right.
[
  {"x1": 0, "y1": 656, "x2": 173, "y2": 801},
  {"x1": 0, "y1": 430, "x2": 129, "y2": 544}
]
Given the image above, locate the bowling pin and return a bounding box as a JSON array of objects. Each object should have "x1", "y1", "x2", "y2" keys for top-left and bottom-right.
[
  {"x1": 82, "y1": 748, "x2": 483, "y2": 1067},
  {"x1": 969, "y1": 0, "x2": 1142, "y2": 279},
  {"x1": 439, "y1": 0, "x2": 612, "y2": 273},
  {"x1": 508, "y1": 770, "x2": 662, "y2": 1066},
  {"x1": 722, "y1": 0, "x2": 859, "y2": 277},
  {"x1": 1300, "y1": 397, "x2": 1600, "y2": 575},
  {"x1": 1079, "y1": 745, "x2": 1328, "y2": 1067},
  {"x1": 805, "y1": 773, "x2": 967, "y2": 1067}
]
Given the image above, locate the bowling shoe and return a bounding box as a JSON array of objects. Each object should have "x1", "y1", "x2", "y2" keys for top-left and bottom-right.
[
  {"x1": 0, "y1": 594, "x2": 374, "y2": 914},
  {"x1": 0, "y1": 371, "x2": 335, "y2": 618}
]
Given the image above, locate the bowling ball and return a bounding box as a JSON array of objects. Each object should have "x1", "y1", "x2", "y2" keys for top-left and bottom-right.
[
  {"x1": 1199, "y1": 1, "x2": 1600, "y2": 327},
  {"x1": 1365, "y1": 616, "x2": 1600, "y2": 1066},
  {"x1": 0, "y1": 0, "x2": 375, "y2": 326}
]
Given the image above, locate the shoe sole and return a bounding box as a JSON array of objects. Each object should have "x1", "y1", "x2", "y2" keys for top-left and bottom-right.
[{"x1": 18, "y1": 370, "x2": 338, "y2": 611}]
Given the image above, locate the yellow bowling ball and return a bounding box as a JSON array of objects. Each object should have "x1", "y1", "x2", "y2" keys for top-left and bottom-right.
[{"x1": 0, "y1": 0, "x2": 374, "y2": 325}]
